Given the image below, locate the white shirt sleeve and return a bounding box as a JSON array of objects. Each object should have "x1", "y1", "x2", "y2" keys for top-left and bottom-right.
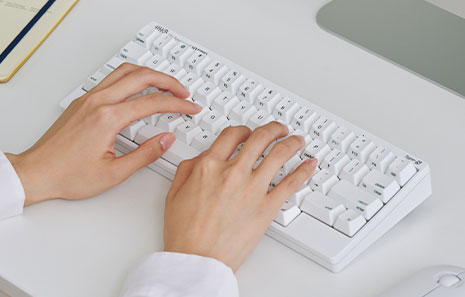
[
  {"x1": 0, "y1": 151, "x2": 25, "y2": 221},
  {"x1": 120, "y1": 252, "x2": 239, "y2": 297}
]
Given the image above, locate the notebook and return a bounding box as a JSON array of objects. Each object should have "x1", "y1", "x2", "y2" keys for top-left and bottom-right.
[{"x1": 0, "y1": 0, "x2": 79, "y2": 82}]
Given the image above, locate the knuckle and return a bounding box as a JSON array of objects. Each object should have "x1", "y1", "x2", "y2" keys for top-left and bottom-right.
[
  {"x1": 94, "y1": 105, "x2": 117, "y2": 123},
  {"x1": 118, "y1": 62, "x2": 138, "y2": 72}
]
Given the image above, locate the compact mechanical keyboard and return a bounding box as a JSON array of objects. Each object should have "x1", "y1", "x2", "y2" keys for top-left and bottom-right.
[{"x1": 60, "y1": 21, "x2": 432, "y2": 272}]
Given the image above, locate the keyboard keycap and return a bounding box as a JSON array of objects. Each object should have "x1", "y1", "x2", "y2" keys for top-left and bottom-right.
[
  {"x1": 134, "y1": 125, "x2": 164, "y2": 145},
  {"x1": 328, "y1": 126, "x2": 356, "y2": 153},
  {"x1": 229, "y1": 101, "x2": 257, "y2": 124},
  {"x1": 120, "y1": 120, "x2": 147, "y2": 141},
  {"x1": 321, "y1": 149, "x2": 351, "y2": 175},
  {"x1": 237, "y1": 79, "x2": 264, "y2": 104},
  {"x1": 157, "y1": 113, "x2": 185, "y2": 132},
  {"x1": 169, "y1": 42, "x2": 195, "y2": 66},
  {"x1": 273, "y1": 98, "x2": 300, "y2": 123},
  {"x1": 288, "y1": 185, "x2": 312, "y2": 207},
  {"x1": 301, "y1": 139, "x2": 331, "y2": 165},
  {"x1": 348, "y1": 136, "x2": 376, "y2": 162},
  {"x1": 182, "y1": 106, "x2": 209, "y2": 125},
  {"x1": 102, "y1": 56, "x2": 125, "y2": 75},
  {"x1": 367, "y1": 146, "x2": 395, "y2": 173},
  {"x1": 300, "y1": 191, "x2": 346, "y2": 226},
  {"x1": 220, "y1": 69, "x2": 246, "y2": 93},
  {"x1": 309, "y1": 169, "x2": 339, "y2": 195},
  {"x1": 164, "y1": 140, "x2": 201, "y2": 166},
  {"x1": 83, "y1": 71, "x2": 106, "y2": 92},
  {"x1": 328, "y1": 180, "x2": 383, "y2": 220},
  {"x1": 162, "y1": 63, "x2": 187, "y2": 80},
  {"x1": 191, "y1": 130, "x2": 216, "y2": 151},
  {"x1": 175, "y1": 122, "x2": 202, "y2": 144},
  {"x1": 120, "y1": 41, "x2": 153, "y2": 65},
  {"x1": 310, "y1": 117, "x2": 338, "y2": 143},
  {"x1": 291, "y1": 108, "x2": 319, "y2": 133},
  {"x1": 387, "y1": 157, "x2": 417, "y2": 186},
  {"x1": 179, "y1": 72, "x2": 204, "y2": 94},
  {"x1": 255, "y1": 88, "x2": 281, "y2": 113},
  {"x1": 339, "y1": 159, "x2": 370, "y2": 185},
  {"x1": 145, "y1": 55, "x2": 170, "y2": 71},
  {"x1": 274, "y1": 202, "x2": 301, "y2": 227},
  {"x1": 211, "y1": 92, "x2": 240, "y2": 116},
  {"x1": 334, "y1": 209, "x2": 366, "y2": 237},
  {"x1": 202, "y1": 60, "x2": 228, "y2": 85},
  {"x1": 185, "y1": 52, "x2": 211, "y2": 75},
  {"x1": 194, "y1": 82, "x2": 222, "y2": 107},
  {"x1": 151, "y1": 34, "x2": 177, "y2": 57},
  {"x1": 360, "y1": 171, "x2": 401, "y2": 203},
  {"x1": 247, "y1": 110, "x2": 275, "y2": 130},
  {"x1": 135, "y1": 22, "x2": 162, "y2": 48},
  {"x1": 200, "y1": 111, "x2": 228, "y2": 134}
]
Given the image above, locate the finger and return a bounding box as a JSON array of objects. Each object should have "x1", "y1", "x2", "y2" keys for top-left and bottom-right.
[
  {"x1": 89, "y1": 63, "x2": 140, "y2": 93},
  {"x1": 207, "y1": 126, "x2": 251, "y2": 160},
  {"x1": 254, "y1": 135, "x2": 305, "y2": 183},
  {"x1": 110, "y1": 133, "x2": 176, "y2": 183},
  {"x1": 267, "y1": 159, "x2": 318, "y2": 209},
  {"x1": 97, "y1": 67, "x2": 189, "y2": 103},
  {"x1": 166, "y1": 157, "x2": 200, "y2": 199},
  {"x1": 115, "y1": 92, "x2": 202, "y2": 128},
  {"x1": 236, "y1": 122, "x2": 288, "y2": 168}
]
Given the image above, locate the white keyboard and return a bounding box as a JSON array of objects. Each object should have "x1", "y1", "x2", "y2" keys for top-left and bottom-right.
[{"x1": 60, "y1": 22, "x2": 432, "y2": 272}]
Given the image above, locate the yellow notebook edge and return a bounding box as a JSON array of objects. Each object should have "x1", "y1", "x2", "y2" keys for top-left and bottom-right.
[{"x1": 0, "y1": 0, "x2": 79, "y2": 83}]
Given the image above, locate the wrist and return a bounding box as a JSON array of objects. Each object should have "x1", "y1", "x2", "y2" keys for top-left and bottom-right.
[{"x1": 5, "y1": 152, "x2": 55, "y2": 206}]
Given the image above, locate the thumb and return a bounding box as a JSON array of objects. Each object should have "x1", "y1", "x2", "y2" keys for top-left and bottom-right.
[{"x1": 111, "y1": 133, "x2": 176, "y2": 181}]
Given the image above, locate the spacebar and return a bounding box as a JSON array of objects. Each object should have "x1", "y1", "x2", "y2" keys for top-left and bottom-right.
[{"x1": 163, "y1": 140, "x2": 201, "y2": 166}]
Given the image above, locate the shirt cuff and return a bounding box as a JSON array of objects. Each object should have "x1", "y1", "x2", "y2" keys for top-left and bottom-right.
[
  {"x1": 0, "y1": 151, "x2": 25, "y2": 221},
  {"x1": 120, "y1": 252, "x2": 239, "y2": 297}
]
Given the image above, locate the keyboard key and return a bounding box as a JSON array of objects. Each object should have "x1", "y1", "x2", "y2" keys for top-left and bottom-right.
[
  {"x1": 135, "y1": 22, "x2": 162, "y2": 48},
  {"x1": 220, "y1": 69, "x2": 246, "y2": 93},
  {"x1": 321, "y1": 149, "x2": 351, "y2": 175},
  {"x1": 191, "y1": 130, "x2": 216, "y2": 151},
  {"x1": 328, "y1": 180, "x2": 383, "y2": 220},
  {"x1": 229, "y1": 101, "x2": 257, "y2": 124},
  {"x1": 273, "y1": 98, "x2": 300, "y2": 123},
  {"x1": 360, "y1": 171, "x2": 401, "y2": 203},
  {"x1": 387, "y1": 157, "x2": 417, "y2": 186},
  {"x1": 120, "y1": 41, "x2": 153, "y2": 65},
  {"x1": 120, "y1": 120, "x2": 147, "y2": 141},
  {"x1": 151, "y1": 34, "x2": 177, "y2": 57},
  {"x1": 282, "y1": 154, "x2": 302, "y2": 174},
  {"x1": 271, "y1": 169, "x2": 287, "y2": 186},
  {"x1": 310, "y1": 117, "x2": 338, "y2": 143},
  {"x1": 291, "y1": 108, "x2": 319, "y2": 133},
  {"x1": 179, "y1": 72, "x2": 204, "y2": 94},
  {"x1": 169, "y1": 42, "x2": 195, "y2": 66},
  {"x1": 164, "y1": 140, "x2": 201, "y2": 166},
  {"x1": 185, "y1": 52, "x2": 211, "y2": 75},
  {"x1": 143, "y1": 114, "x2": 161, "y2": 126},
  {"x1": 157, "y1": 113, "x2": 185, "y2": 132},
  {"x1": 274, "y1": 202, "x2": 301, "y2": 227},
  {"x1": 145, "y1": 55, "x2": 170, "y2": 71},
  {"x1": 255, "y1": 88, "x2": 281, "y2": 113},
  {"x1": 300, "y1": 192, "x2": 346, "y2": 226},
  {"x1": 348, "y1": 136, "x2": 376, "y2": 162},
  {"x1": 334, "y1": 209, "x2": 366, "y2": 237},
  {"x1": 301, "y1": 139, "x2": 331, "y2": 165},
  {"x1": 288, "y1": 185, "x2": 312, "y2": 207},
  {"x1": 202, "y1": 60, "x2": 228, "y2": 85},
  {"x1": 175, "y1": 122, "x2": 202, "y2": 144},
  {"x1": 309, "y1": 169, "x2": 339, "y2": 195},
  {"x1": 162, "y1": 63, "x2": 187, "y2": 80},
  {"x1": 367, "y1": 146, "x2": 395, "y2": 173},
  {"x1": 247, "y1": 110, "x2": 275, "y2": 130},
  {"x1": 101, "y1": 56, "x2": 125, "y2": 75},
  {"x1": 328, "y1": 126, "x2": 357, "y2": 153},
  {"x1": 134, "y1": 125, "x2": 164, "y2": 145},
  {"x1": 211, "y1": 92, "x2": 240, "y2": 116},
  {"x1": 194, "y1": 82, "x2": 222, "y2": 106},
  {"x1": 83, "y1": 71, "x2": 106, "y2": 92},
  {"x1": 182, "y1": 106, "x2": 209, "y2": 125},
  {"x1": 237, "y1": 79, "x2": 264, "y2": 104},
  {"x1": 339, "y1": 159, "x2": 370, "y2": 185},
  {"x1": 200, "y1": 111, "x2": 228, "y2": 134}
]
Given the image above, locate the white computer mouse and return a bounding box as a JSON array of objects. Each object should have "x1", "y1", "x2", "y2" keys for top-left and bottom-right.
[{"x1": 379, "y1": 265, "x2": 465, "y2": 297}]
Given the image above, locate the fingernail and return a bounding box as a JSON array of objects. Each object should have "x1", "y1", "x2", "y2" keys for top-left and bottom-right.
[
  {"x1": 160, "y1": 133, "x2": 176, "y2": 151},
  {"x1": 193, "y1": 103, "x2": 203, "y2": 111},
  {"x1": 184, "y1": 85, "x2": 191, "y2": 96},
  {"x1": 305, "y1": 158, "x2": 318, "y2": 167}
]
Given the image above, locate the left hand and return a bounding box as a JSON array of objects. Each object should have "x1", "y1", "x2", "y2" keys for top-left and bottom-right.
[{"x1": 5, "y1": 64, "x2": 201, "y2": 205}]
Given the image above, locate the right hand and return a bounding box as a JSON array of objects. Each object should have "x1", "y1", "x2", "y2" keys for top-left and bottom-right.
[{"x1": 163, "y1": 122, "x2": 318, "y2": 271}]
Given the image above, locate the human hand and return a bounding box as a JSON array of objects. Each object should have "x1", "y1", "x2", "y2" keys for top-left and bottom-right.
[
  {"x1": 163, "y1": 122, "x2": 317, "y2": 271},
  {"x1": 5, "y1": 64, "x2": 201, "y2": 206}
]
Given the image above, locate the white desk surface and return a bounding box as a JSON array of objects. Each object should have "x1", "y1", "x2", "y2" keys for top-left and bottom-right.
[{"x1": 1, "y1": 0, "x2": 464, "y2": 296}]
